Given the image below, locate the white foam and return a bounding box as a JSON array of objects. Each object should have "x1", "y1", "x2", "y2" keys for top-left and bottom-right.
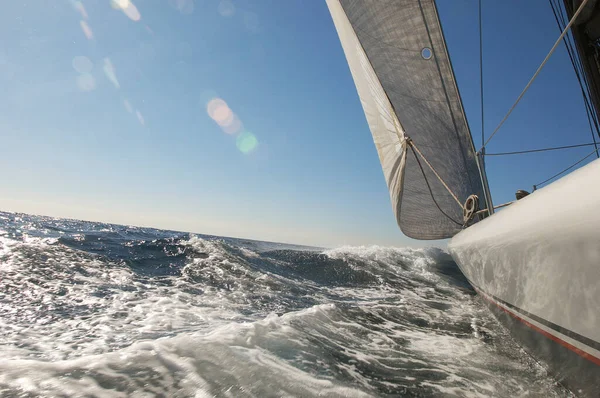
[
  {"x1": 0, "y1": 231, "x2": 571, "y2": 397},
  {"x1": 0, "y1": 303, "x2": 371, "y2": 397}
]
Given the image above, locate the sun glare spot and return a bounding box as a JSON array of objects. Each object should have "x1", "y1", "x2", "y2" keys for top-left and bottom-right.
[
  {"x1": 123, "y1": 4, "x2": 141, "y2": 21},
  {"x1": 136, "y1": 110, "x2": 145, "y2": 125},
  {"x1": 76, "y1": 74, "x2": 96, "y2": 91},
  {"x1": 112, "y1": 0, "x2": 141, "y2": 21},
  {"x1": 103, "y1": 58, "x2": 120, "y2": 89},
  {"x1": 218, "y1": 1, "x2": 235, "y2": 17},
  {"x1": 110, "y1": 0, "x2": 128, "y2": 9},
  {"x1": 168, "y1": 0, "x2": 194, "y2": 15},
  {"x1": 72, "y1": 56, "x2": 93, "y2": 74},
  {"x1": 236, "y1": 131, "x2": 258, "y2": 154},
  {"x1": 80, "y1": 20, "x2": 94, "y2": 40}
]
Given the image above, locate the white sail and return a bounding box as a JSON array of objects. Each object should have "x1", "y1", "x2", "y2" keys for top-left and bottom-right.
[
  {"x1": 327, "y1": 0, "x2": 486, "y2": 239},
  {"x1": 327, "y1": 0, "x2": 408, "y2": 232}
]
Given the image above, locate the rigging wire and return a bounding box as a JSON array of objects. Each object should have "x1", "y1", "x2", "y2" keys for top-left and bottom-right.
[
  {"x1": 550, "y1": 0, "x2": 600, "y2": 130},
  {"x1": 533, "y1": 147, "x2": 599, "y2": 189},
  {"x1": 480, "y1": 0, "x2": 591, "y2": 151},
  {"x1": 485, "y1": 142, "x2": 597, "y2": 156},
  {"x1": 550, "y1": 0, "x2": 600, "y2": 139},
  {"x1": 549, "y1": 0, "x2": 600, "y2": 157}
]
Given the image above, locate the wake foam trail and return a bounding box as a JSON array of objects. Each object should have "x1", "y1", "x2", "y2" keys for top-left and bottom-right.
[
  {"x1": 0, "y1": 236, "x2": 247, "y2": 361},
  {"x1": 0, "y1": 213, "x2": 573, "y2": 397},
  {"x1": 1, "y1": 297, "x2": 566, "y2": 397},
  {"x1": 0, "y1": 304, "x2": 371, "y2": 398}
]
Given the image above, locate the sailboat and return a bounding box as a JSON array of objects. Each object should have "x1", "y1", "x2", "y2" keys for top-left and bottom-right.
[{"x1": 325, "y1": 0, "x2": 600, "y2": 396}]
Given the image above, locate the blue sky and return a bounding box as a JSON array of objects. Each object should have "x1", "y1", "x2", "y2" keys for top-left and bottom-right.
[{"x1": 0, "y1": 0, "x2": 596, "y2": 247}]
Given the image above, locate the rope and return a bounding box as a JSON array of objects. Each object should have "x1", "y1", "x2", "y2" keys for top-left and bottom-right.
[
  {"x1": 533, "y1": 147, "x2": 599, "y2": 189},
  {"x1": 407, "y1": 139, "x2": 463, "y2": 208},
  {"x1": 407, "y1": 143, "x2": 463, "y2": 226},
  {"x1": 480, "y1": 0, "x2": 591, "y2": 151},
  {"x1": 474, "y1": 208, "x2": 489, "y2": 216},
  {"x1": 485, "y1": 142, "x2": 597, "y2": 156},
  {"x1": 493, "y1": 201, "x2": 514, "y2": 210}
]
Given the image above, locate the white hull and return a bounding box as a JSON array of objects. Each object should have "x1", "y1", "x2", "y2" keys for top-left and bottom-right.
[{"x1": 448, "y1": 158, "x2": 600, "y2": 396}]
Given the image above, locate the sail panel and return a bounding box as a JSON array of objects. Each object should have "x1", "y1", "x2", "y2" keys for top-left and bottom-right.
[
  {"x1": 327, "y1": 0, "x2": 409, "y2": 227},
  {"x1": 327, "y1": 0, "x2": 486, "y2": 239}
]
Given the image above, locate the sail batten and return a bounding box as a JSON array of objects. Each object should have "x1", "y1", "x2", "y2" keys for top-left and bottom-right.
[{"x1": 327, "y1": 0, "x2": 487, "y2": 239}]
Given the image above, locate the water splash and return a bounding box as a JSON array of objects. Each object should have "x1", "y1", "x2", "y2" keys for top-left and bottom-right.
[{"x1": 0, "y1": 212, "x2": 571, "y2": 397}]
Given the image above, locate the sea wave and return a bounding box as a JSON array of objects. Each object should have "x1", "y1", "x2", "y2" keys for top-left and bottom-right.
[{"x1": 0, "y1": 212, "x2": 571, "y2": 397}]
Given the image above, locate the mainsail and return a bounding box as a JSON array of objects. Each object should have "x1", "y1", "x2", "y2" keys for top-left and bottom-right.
[{"x1": 327, "y1": 0, "x2": 488, "y2": 239}]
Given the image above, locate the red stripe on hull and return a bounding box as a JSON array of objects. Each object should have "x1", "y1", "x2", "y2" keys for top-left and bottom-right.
[{"x1": 473, "y1": 287, "x2": 600, "y2": 367}]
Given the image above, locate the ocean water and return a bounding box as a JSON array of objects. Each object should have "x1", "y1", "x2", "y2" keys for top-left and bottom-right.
[{"x1": 0, "y1": 211, "x2": 571, "y2": 397}]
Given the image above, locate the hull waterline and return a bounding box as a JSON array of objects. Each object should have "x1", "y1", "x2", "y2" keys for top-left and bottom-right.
[{"x1": 448, "y1": 158, "x2": 600, "y2": 397}]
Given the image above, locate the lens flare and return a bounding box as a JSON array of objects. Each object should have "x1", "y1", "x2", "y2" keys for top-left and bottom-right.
[
  {"x1": 236, "y1": 131, "x2": 258, "y2": 154},
  {"x1": 123, "y1": 4, "x2": 141, "y2": 21},
  {"x1": 218, "y1": 1, "x2": 235, "y2": 17},
  {"x1": 207, "y1": 98, "x2": 232, "y2": 125},
  {"x1": 103, "y1": 58, "x2": 120, "y2": 89},
  {"x1": 111, "y1": 0, "x2": 141, "y2": 21},
  {"x1": 136, "y1": 110, "x2": 145, "y2": 125},
  {"x1": 74, "y1": 1, "x2": 88, "y2": 19},
  {"x1": 206, "y1": 97, "x2": 244, "y2": 135},
  {"x1": 123, "y1": 99, "x2": 133, "y2": 113},
  {"x1": 76, "y1": 74, "x2": 96, "y2": 91},
  {"x1": 221, "y1": 114, "x2": 242, "y2": 134},
  {"x1": 80, "y1": 20, "x2": 94, "y2": 40},
  {"x1": 72, "y1": 56, "x2": 93, "y2": 74}
]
